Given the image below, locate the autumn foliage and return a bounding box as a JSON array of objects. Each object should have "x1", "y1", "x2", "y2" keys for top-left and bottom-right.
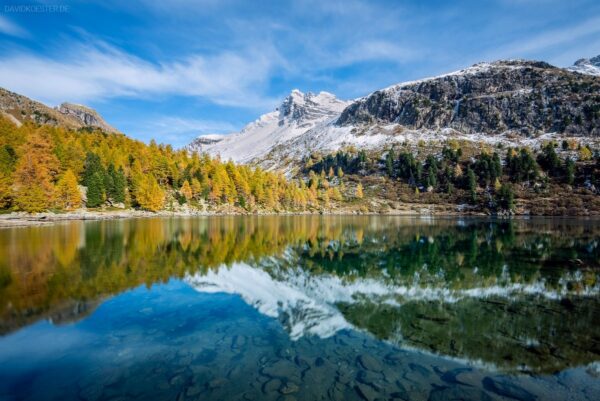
[{"x1": 0, "y1": 116, "x2": 319, "y2": 213}]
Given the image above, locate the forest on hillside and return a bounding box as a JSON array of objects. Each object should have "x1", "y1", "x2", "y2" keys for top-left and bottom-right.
[
  {"x1": 302, "y1": 139, "x2": 600, "y2": 215},
  {"x1": 0, "y1": 116, "x2": 327, "y2": 213}
]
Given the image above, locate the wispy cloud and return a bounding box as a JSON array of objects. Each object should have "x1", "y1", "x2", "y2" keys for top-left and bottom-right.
[
  {"x1": 0, "y1": 15, "x2": 28, "y2": 38},
  {"x1": 0, "y1": 39, "x2": 278, "y2": 108}
]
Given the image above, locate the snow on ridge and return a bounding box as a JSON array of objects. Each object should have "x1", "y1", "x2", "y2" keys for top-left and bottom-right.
[
  {"x1": 567, "y1": 62, "x2": 600, "y2": 77},
  {"x1": 566, "y1": 54, "x2": 600, "y2": 77},
  {"x1": 188, "y1": 89, "x2": 350, "y2": 164},
  {"x1": 378, "y1": 60, "x2": 536, "y2": 95},
  {"x1": 196, "y1": 133, "x2": 227, "y2": 140}
]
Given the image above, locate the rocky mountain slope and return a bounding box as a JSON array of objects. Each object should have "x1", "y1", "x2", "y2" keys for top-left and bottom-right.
[
  {"x1": 55, "y1": 102, "x2": 119, "y2": 133},
  {"x1": 0, "y1": 87, "x2": 118, "y2": 133},
  {"x1": 189, "y1": 56, "x2": 600, "y2": 170},
  {"x1": 338, "y1": 60, "x2": 599, "y2": 136}
]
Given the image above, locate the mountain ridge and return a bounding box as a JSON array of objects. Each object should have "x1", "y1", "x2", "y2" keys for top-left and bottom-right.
[
  {"x1": 189, "y1": 56, "x2": 600, "y2": 170},
  {"x1": 0, "y1": 87, "x2": 118, "y2": 133}
]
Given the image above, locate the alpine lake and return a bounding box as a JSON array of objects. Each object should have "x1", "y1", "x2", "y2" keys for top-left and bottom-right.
[{"x1": 0, "y1": 216, "x2": 599, "y2": 401}]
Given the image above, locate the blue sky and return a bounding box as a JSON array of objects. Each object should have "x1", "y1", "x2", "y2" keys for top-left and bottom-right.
[{"x1": 0, "y1": 0, "x2": 599, "y2": 147}]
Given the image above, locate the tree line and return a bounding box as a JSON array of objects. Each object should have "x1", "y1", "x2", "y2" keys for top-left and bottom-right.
[{"x1": 303, "y1": 142, "x2": 599, "y2": 211}]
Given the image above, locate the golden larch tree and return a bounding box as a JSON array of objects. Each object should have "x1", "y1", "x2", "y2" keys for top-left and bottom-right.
[
  {"x1": 55, "y1": 169, "x2": 81, "y2": 210},
  {"x1": 180, "y1": 180, "x2": 193, "y2": 201},
  {"x1": 355, "y1": 183, "x2": 364, "y2": 199}
]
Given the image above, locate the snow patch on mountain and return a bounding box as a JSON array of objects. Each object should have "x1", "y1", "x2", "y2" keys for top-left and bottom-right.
[
  {"x1": 188, "y1": 90, "x2": 349, "y2": 164},
  {"x1": 568, "y1": 55, "x2": 600, "y2": 76}
]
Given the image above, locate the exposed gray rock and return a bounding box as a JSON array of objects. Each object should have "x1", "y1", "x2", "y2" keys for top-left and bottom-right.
[
  {"x1": 337, "y1": 60, "x2": 600, "y2": 137},
  {"x1": 56, "y1": 102, "x2": 119, "y2": 133}
]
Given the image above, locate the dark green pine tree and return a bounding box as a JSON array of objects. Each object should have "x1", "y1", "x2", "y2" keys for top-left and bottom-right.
[
  {"x1": 426, "y1": 164, "x2": 437, "y2": 189},
  {"x1": 491, "y1": 152, "x2": 502, "y2": 181},
  {"x1": 104, "y1": 166, "x2": 115, "y2": 200},
  {"x1": 565, "y1": 157, "x2": 575, "y2": 185},
  {"x1": 497, "y1": 183, "x2": 515, "y2": 210},
  {"x1": 112, "y1": 166, "x2": 127, "y2": 203},
  {"x1": 86, "y1": 172, "x2": 105, "y2": 208},
  {"x1": 467, "y1": 167, "x2": 477, "y2": 203},
  {"x1": 106, "y1": 163, "x2": 127, "y2": 203},
  {"x1": 425, "y1": 155, "x2": 438, "y2": 188},
  {"x1": 83, "y1": 152, "x2": 105, "y2": 187},
  {"x1": 385, "y1": 148, "x2": 395, "y2": 177},
  {"x1": 538, "y1": 143, "x2": 561, "y2": 176}
]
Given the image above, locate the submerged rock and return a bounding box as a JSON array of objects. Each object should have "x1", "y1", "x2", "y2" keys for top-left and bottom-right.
[
  {"x1": 358, "y1": 354, "x2": 383, "y2": 372},
  {"x1": 262, "y1": 360, "x2": 300, "y2": 380},
  {"x1": 279, "y1": 382, "x2": 300, "y2": 394},
  {"x1": 355, "y1": 382, "x2": 379, "y2": 401},
  {"x1": 263, "y1": 378, "x2": 283, "y2": 394},
  {"x1": 482, "y1": 377, "x2": 536, "y2": 401},
  {"x1": 428, "y1": 386, "x2": 493, "y2": 401}
]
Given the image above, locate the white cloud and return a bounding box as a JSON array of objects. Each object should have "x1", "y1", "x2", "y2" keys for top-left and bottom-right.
[
  {"x1": 0, "y1": 40, "x2": 278, "y2": 108},
  {"x1": 0, "y1": 15, "x2": 28, "y2": 38}
]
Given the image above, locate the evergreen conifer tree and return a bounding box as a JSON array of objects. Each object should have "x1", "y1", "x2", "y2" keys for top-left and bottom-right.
[{"x1": 86, "y1": 172, "x2": 105, "y2": 208}]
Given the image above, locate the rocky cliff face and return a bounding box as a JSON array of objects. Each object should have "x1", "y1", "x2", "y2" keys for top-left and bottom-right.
[
  {"x1": 56, "y1": 102, "x2": 118, "y2": 133},
  {"x1": 337, "y1": 60, "x2": 600, "y2": 137}
]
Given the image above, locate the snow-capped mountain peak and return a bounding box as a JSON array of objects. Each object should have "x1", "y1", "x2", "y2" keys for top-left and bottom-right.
[
  {"x1": 568, "y1": 54, "x2": 600, "y2": 76},
  {"x1": 187, "y1": 89, "x2": 349, "y2": 164},
  {"x1": 278, "y1": 89, "x2": 347, "y2": 125}
]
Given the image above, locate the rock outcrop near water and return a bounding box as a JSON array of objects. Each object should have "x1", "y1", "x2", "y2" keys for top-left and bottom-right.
[{"x1": 337, "y1": 60, "x2": 600, "y2": 137}]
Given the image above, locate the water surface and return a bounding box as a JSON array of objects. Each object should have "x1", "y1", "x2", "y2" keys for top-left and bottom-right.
[{"x1": 0, "y1": 216, "x2": 599, "y2": 400}]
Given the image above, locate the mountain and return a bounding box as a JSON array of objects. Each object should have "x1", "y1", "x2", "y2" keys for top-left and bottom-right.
[
  {"x1": 189, "y1": 58, "x2": 600, "y2": 170},
  {"x1": 0, "y1": 87, "x2": 118, "y2": 133},
  {"x1": 568, "y1": 54, "x2": 600, "y2": 76},
  {"x1": 337, "y1": 60, "x2": 598, "y2": 135},
  {"x1": 187, "y1": 90, "x2": 349, "y2": 167},
  {"x1": 55, "y1": 102, "x2": 119, "y2": 133}
]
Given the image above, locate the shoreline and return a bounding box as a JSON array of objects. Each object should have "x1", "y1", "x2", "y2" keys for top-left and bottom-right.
[
  {"x1": 0, "y1": 209, "x2": 437, "y2": 227},
  {"x1": 0, "y1": 208, "x2": 596, "y2": 228}
]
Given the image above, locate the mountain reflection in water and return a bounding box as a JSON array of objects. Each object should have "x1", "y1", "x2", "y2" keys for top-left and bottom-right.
[{"x1": 0, "y1": 216, "x2": 599, "y2": 400}]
